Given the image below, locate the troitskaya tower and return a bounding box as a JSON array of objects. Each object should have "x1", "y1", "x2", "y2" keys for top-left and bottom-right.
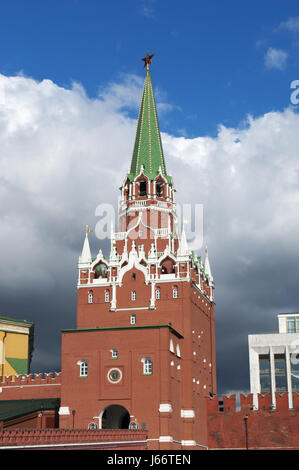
[{"x1": 60, "y1": 54, "x2": 216, "y2": 450}]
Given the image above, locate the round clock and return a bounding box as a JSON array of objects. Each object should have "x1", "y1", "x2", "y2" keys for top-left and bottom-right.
[{"x1": 107, "y1": 368, "x2": 122, "y2": 384}]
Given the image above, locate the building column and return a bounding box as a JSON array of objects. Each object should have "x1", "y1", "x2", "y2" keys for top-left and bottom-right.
[
  {"x1": 158, "y1": 331, "x2": 173, "y2": 449},
  {"x1": 249, "y1": 348, "x2": 260, "y2": 410},
  {"x1": 149, "y1": 282, "x2": 155, "y2": 309},
  {"x1": 285, "y1": 345, "x2": 293, "y2": 409},
  {"x1": 269, "y1": 346, "x2": 276, "y2": 409},
  {"x1": 110, "y1": 283, "x2": 116, "y2": 311}
]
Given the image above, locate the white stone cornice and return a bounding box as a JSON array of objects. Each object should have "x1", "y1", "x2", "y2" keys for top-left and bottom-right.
[
  {"x1": 58, "y1": 406, "x2": 70, "y2": 415},
  {"x1": 159, "y1": 436, "x2": 173, "y2": 443},
  {"x1": 180, "y1": 409, "x2": 195, "y2": 418},
  {"x1": 181, "y1": 440, "x2": 196, "y2": 446},
  {"x1": 159, "y1": 404, "x2": 173, "y2": 413}
]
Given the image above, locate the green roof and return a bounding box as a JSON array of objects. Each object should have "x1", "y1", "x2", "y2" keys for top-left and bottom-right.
[
  {"x1": 0, "y1": 398, "x2": 60, "y2": 422},
  {"x1": 128, "y1": 69, "x2": 172, "y2": 184},
  {"x1": 62, "y1": 323, "x2": 183, "y2": 338},
  {"x1": 6, "y1": 358, "x2": 29, "y2": 375},
  {"x1": 0, "y1": 315, "x2": 33, "y2": 325}
]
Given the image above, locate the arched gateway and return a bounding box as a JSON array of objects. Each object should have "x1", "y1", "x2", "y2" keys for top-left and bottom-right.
[{"x1": 100, "y1": 405, "x2": 130, "y2": 429}]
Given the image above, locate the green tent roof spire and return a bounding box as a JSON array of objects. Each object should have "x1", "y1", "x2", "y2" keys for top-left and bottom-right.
[{"x1": 128, "y1": 63, "x2": 171, "y2": 183}]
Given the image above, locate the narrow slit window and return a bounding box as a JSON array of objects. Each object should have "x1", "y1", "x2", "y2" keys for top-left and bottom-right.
[{"x1": 173, "y1": 286, "x2": 178, "y2": 298}]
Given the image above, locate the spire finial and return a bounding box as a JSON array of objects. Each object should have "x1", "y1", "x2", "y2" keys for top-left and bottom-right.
[
  {"x1": 142, "y1": 52, "x2": 154, "y2": 71},
  {"x1": 86, "y1": 225, "x2": 92, "y2": 234}
]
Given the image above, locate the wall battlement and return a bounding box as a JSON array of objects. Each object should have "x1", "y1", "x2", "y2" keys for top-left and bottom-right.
[
  {"x1": 0, "y1": 372, "x2": 61, "y2": 400},
  {"x1": 0, "y1": 372, "x2": 61, "y2": 387},
  {"x1": 0, "y1": 428, "x2": 148, "y2": 450},
  {"x1": 207, "y1": 393, "x2": 299, "y2": 449},
  {"x1": 208, "y1": 392, "x2": 299, "y2": 413}
]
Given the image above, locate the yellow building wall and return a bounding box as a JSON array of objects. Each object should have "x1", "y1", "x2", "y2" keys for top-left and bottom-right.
[{"x1": 0, "y1": 325, "x2": 30, "y2": 376}]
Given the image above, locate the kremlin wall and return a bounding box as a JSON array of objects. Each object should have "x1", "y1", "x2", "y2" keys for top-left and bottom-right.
[{"x1": 0, "y1": 371, "x2": 298, "y2": 450}]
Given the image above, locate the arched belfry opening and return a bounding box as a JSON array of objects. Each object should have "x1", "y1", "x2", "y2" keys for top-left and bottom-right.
[
  {"x1": 160, "y1": 256, "x2": 176, "y2": 274},
  {"x1": 156, "y1": 179, "x2": 164, "y2": 197},
  {"x1": 139, "y1": 180, "x2": 147, "y2": 197},
  {"x1": 100, "y1": 404, "x2": 130, "y2": 429}
]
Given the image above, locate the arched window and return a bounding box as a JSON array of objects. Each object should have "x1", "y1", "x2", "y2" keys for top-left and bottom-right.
[
  {"x1": 173, "y1": 286, "x2": 178, "y2": 298},
  {"x1": 155, "y1": 288, "x2": 161, "y2": 300},
  {"x1": 88, "y1": 290, "x2": 93, "y2": 304},
  {"x1": 139, "y1": 180, "x2": 147, "y2": 197},
  {"x1": 79, "y1": 361, "x2": 88, "y2": 377},
  {"x1": 105, "y1": 290, "x2": 110, "y2": 302},
  {"x1": 161, "y1": 257, "x2": 175, "y2": 274},
  {"x1": 142, "y1": 358, "x2": 153, "y2": 375},
  {"x1": 170, "y1": 339, "x2": 174, "y2": 353},
  {"x1": 176, "y1": 344, "x2": 181, "y2": 357},
  {"x1": 156, "y1": 180, "x2": 163, "y2": 197},
  {"x1": 131, "y1": 290, "x2": 136, "y2": 301},
  {"x1": 111, "y1": 349, "x2": 118, "y2": 359},
  {"x1": 94, "y1": 263, "x2": 107, "y2": 279}
]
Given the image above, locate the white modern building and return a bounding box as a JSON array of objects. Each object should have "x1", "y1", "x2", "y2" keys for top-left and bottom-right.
[{"x1": 249, "y1": 313, "x2": 299, "y2": 410}]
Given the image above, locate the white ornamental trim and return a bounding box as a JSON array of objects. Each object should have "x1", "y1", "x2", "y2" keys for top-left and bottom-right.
[
  {"x1": 180, "y1": 409, "x2": 195, "y2": 418},
  {"x1": 181, "y1": 440, "x2": 196, "y2": 446},
  {"x1": 159, "y1": 404, "x2": 173, "y2": 413},
  {"x1": 58, "y1": 406, "x2": 70, "y2": 415},
  {"x1": 159, "y1": 436, "x2": 173, "y2": 443}
]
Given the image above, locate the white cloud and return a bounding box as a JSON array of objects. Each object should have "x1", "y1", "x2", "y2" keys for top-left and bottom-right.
[
  {"x1": 164, "y1": 109, "x2": 299, "y2": 247},
  {"x1": 279, "y1": 16, "x2": 299, "y2": 33},
  {"x1": 264, "y1": 47, "x2": 288, "y2": 70},
  {"x1": 1, "y1": 71, "x2": 299, "y2": 275},
  {"x1": 139, "y1": 0, "x2": 156, "y2": 18}
]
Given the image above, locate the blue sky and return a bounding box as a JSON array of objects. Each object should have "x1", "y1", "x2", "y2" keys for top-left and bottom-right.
[
  {"x1": 1, "y1": 0, "x2": 298, "y2": 137},
  {"x1": 0, "y1": 1, "x2": 299, "y2": 395}
]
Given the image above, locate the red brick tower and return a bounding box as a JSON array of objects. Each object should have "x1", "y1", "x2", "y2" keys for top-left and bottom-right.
[{"x1": 60, "y1": 57, "x2": 216, "y2": 450}]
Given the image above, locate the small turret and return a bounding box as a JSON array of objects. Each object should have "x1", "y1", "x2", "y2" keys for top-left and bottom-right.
[
  {"x1": 79, "y1": 226, "x2": 92, "y2": 265},
  {"x1": 177, "y1": 225, "x2": 189, "y2": 258},
  {"x1": 204, "y1": 245, "x2": 213, "y2": 282}
]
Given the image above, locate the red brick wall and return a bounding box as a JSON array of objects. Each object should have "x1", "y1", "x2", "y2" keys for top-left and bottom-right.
[
  {"x1": 60, "y1": 326, "x2": 182, "y2": 444},
  {"x1": 0, "y1": 410, "x2": 57, "y2": 430},
  {"x1": 0, "y1": 428, "x2": 148, "y2": 450},
  {"x1": 207, "y1": 393, "x2": 299, "y2": 450},
  {"x1": 0, "y1": 373, "x2": 61, "y2": 400}
]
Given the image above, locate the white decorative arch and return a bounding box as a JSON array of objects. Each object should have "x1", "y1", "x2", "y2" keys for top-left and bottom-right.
[
  {"x1": 118, "y1": 246, "x2": 148, "y2": 283},
  {"x1": 154, "y1": 170, "x2": 168, "y2": 184},
  {"x1": 126, "y1": 213, "x2": 156, "y2": 241},
  {"x1": 133, "y1": 165, "x2": 150, "y2": 183},
  {"x1": 91, "y1": 249, "x2": 108, "y2": 271}
]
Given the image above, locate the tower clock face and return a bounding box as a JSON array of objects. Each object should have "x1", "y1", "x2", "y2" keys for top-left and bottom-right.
[{"x1": 107, "y1": 368, "x2": 122, "y2": 384}]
